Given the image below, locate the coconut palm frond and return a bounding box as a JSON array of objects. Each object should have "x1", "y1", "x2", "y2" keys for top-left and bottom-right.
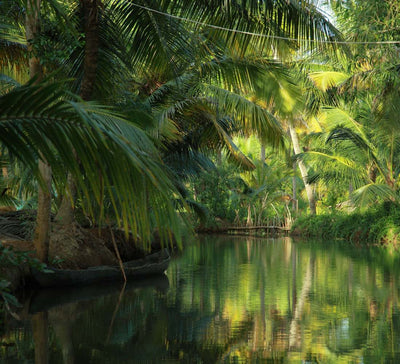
[
  {"x1": 309, "y1": 71, "x2": 350, "y2": 91},
  {"x1": 198, "y1": 55, "x2": 301, "y2": 115},
  {"x1": 177, "y1": 0, "x2": 343, "y2": 57},
  {"x1": 327, "y1": 127, "x2": 385, "y2": 175},
  {"x1": 319, "y1": 107, "x2": 363, "y2": 133},
  {"x1": 0, "y1": 81, "x2": 183, "y2": 245},
  {"x1": 212, "y1": 120, "x2": 255, "y2": 171},
  {"x1": 60, "y1": 3, "x2": 133, "y2": 101},
  {"x1": 110, "y1": 0, "x2": 195, "y2": 76},
  {"x1": 171, "y1": 101, "x2": 256, "y2": 171},
  {"x1": 351, "y1": 183, "x2": 398, "y2": 209},
  {"x1": 204, "y1": 84, "x2": 284, "y2": 147},
  {"x1": 185, "y1": 198, "x2": 208, "y2": 224},
  {"x1": 163, "y1": 147, "x2": 215, "y2": 179},
  {"x1": 297, "y1": 150, "x2": 367, "y2": 188}
]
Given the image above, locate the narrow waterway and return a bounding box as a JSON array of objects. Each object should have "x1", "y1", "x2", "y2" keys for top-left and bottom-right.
[{"x1": 2, "y1": 235, "x2": 400, "y2": 363}]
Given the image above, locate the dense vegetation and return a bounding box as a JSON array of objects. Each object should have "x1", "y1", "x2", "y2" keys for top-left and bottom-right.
[
  {"x1": 293, "y1": 201, "x2": 400, "y2": 245},
  {"x1": 1, "y1": 0, "x2": 400, "y2": 272},
  {"x1": 4, "y1": 2, "x2": 400, "y2": 358}
]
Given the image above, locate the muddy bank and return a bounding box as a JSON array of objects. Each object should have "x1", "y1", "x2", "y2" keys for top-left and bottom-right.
[{"x1": 1, "y1": 228, "x2": 161, "y2": 292}]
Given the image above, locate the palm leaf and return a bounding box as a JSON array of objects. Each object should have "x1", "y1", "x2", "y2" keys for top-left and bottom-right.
[
  {"x1": 351, "y1": 183, "x2": 398, "y2": 209},
  {"x1": 0, "y1": 81, "x2": 183, "y2": 246},
  {"x1": 309, "y1": 71, "x2": 349, "y2": 91},
  {"x1": 203, "y1": 84, "x2": 284, "y2": 147}
]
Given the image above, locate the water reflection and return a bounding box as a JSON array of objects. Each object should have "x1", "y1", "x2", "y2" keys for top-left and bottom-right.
[{"x1": 2, "y1": 236, "x2": 400, "y2": 363}]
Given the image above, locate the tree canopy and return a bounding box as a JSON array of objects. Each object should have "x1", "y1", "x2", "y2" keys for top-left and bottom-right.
[{"x1": 1, "y1": 0, "x2": 399, "y2": 258}]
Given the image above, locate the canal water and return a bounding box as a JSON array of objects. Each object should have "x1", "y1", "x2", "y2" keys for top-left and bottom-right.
[{"x1": 2, "y1": 235, "x2": 400, "y2": 363}]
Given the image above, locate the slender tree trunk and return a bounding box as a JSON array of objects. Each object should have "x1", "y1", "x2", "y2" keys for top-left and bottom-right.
[
  {"x1": 26, "y1": 0, "x2": 52, "y2": 263},
  {"x1": 34, "y1": 161, "x2": 52, "y2": 262},
  {"x1": 246, "y1": 204, "x2": 253, "y2": 226},
  {"x1": 292, "y1": 160, "x2": 297, "y2": 212},
  {"x1": 260, "y1": 143, "x2": 266, "y2": 164},
  {"x1": 26, "y1": 0, "x2": 42, "y2": 80},
  {"x1": 288, "y1": 123, "x2": 316, "y2": 215},
  {"x1": 56, "y1": 0, "x2": 100, "y2": 224},
  {"x1": 55, "y1": 172, "x2": 76, "y2": 225}
]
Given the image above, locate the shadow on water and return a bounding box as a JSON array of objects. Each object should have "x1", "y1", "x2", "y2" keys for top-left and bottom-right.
[
  {"x1": 28, "y1": 275, "x2": 170, "y2": 314},
  {"x1": 3, "y1": 235, "x2": 400, "y2": 363}
]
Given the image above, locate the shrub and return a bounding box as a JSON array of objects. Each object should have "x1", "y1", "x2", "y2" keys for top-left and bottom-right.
[{"x1": 291, "y1": 202, "x2": 400, "y2": 246}]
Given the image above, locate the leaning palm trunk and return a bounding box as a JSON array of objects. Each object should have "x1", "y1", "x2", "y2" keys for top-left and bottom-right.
[
  {"x1": 292, "y1": 160, "x2": 298, "y2": 212},
  {"x1": 288, "y1": 122, "x2": 316, "y2": 215},
  {"x1": 26, "y1": 0, "x2": 52, "y2": 262}
]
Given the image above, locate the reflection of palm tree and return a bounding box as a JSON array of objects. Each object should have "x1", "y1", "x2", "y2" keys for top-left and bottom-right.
[
  {"x1": 52, "y1": 320, "x2": 74, "y2": 364},
  {"x1": 289, "y1": 256, "x2": 314, "y2": 349}
]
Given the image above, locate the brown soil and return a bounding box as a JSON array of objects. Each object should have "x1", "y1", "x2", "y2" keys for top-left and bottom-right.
[
  {"x1": 48, "y1": 224, "x2": 156, "y2": 269},
  {"x1": 49, "y1": 224, "x2": 118, "y2": 269},
  {"x1": 1, "y1": 226, "x2": 151, "y2": 270},
  {"x1": 0, "y1": 209, "x2": 163, "y2": 270}
]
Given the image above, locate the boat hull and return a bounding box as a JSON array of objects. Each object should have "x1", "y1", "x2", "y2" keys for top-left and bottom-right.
[{"x1": 32, "y1": 249, "x2": 170, "y2": 287}]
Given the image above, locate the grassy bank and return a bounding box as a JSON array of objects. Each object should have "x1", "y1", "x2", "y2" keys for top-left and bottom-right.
[{"x1": 291, "y1": 202, "x2": 400, "y2": 246}]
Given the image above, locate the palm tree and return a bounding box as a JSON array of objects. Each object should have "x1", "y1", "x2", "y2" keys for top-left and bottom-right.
[
  {"x1": 0, "y1": 81, "x2": 184, "y2": 253},
  {"x1": 293, "y1": 0, "x2": 400, "y2": 211},
  {"x1": 0, "y1": 0, "x2": 343, "y2": 262}
]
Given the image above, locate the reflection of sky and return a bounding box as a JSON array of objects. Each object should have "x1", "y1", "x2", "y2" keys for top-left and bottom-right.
[{"x1": 337, "y1": 317, "x2": 350, "y2": 340}]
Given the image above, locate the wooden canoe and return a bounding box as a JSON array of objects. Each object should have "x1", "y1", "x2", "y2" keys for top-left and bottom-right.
[{"x1": 31, "y1": 249, "x2": 170, "y2": 287}]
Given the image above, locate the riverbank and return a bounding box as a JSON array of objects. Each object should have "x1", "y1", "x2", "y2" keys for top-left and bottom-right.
[
  {"x1": 0, "y1": 225, "x2": 165, "y2": 293},
  {"x1": 3, "y1": 200, "x2": 400, "y2": 295},
  {"x1": 291, "y1": 202, "x2": 400, "y2": 246}
]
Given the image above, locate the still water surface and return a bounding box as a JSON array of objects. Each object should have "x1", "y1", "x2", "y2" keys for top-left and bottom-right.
[{"x1": 3, "y1": 235, "x2": 400, "y2": 363}]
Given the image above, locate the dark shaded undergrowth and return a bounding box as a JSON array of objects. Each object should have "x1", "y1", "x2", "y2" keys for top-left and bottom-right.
[{"x1": 292, "y1": 201, "x2": 400, "y2": 246}]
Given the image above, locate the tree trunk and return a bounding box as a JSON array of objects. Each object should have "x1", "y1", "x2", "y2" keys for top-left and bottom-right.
[
  {"x1": 288, "y1": 123, "x2": 316, "y2": 215},
  {"x1": 55, "y1": 172, "x2": 76, "y2": 226},
  {"x1": 80, "y1": 0, "x2": 100, "y2": 101},
  {"x1": 34, "y1": 160, "x2": 52, "y2": 262},
  {"x1": 55, "y1": 0, "x2": 100, "y2": 225},
  {"x1": 26, "y1": 0, "x2": 53, "y2": 263},
  {"x1": 246, "y1": 204, "x2": 253, "y2": 226},
  {"x1": 26, "y1": 0, "x2": 42, "y2": 81}
]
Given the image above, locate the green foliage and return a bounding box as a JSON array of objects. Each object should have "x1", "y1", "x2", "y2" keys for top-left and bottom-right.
[
  {"x1": 31, "y1": 25, "x2": 83, "y2": 69},
  {"x1": 190, "y1": 147, "x2": 297, "y2": 228},
  {"x1": 293, "y1": 201, "x2": 400, "y2": 245},
  {"x1": 191, "y1": 163, "x2": 243, "y2": 226},
  {"x1": 0, "y1": 80, "x2": 185, "y2": 247}
]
